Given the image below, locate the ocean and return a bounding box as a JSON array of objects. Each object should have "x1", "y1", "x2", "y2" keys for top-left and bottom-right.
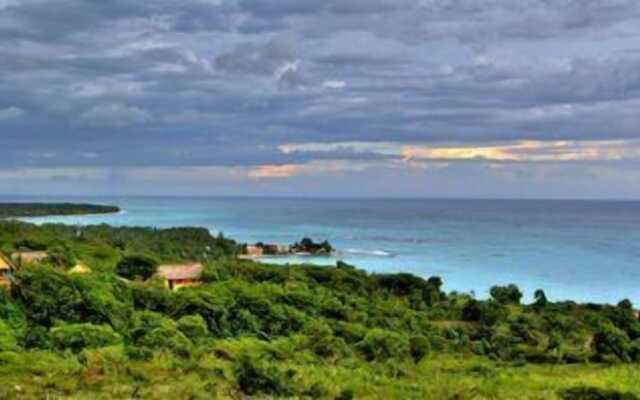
[{"x1": 13, "y1": 196, "x2": 640, "y2": 305}]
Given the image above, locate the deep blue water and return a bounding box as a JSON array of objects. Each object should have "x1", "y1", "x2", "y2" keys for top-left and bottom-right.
[{"x1": 12, "y1": 196, "x2": 640, "y2": 304}]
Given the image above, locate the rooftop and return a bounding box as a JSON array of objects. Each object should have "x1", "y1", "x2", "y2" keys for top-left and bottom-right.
[
  {"x1": 0, "y1": 254, "x2": 12, "y2": 271},
  {"x1": 156, "y1": 263, "x2": 203, "y2": 280},
  {"x1": 69, "y1": 263, "x2": 91, "y2": 274},
  {"x1": 12, "y1": 251, "x2": 49, "y2": 263}
]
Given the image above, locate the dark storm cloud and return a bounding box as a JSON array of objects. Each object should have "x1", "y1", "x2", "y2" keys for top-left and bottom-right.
[{"x1": 1, "y1": 0, "x2": 640, "y2": 197}]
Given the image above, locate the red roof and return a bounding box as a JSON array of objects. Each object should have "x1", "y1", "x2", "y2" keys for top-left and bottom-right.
[{"x1": 156, "y1": 263, "x2": 203, "y2": 280}]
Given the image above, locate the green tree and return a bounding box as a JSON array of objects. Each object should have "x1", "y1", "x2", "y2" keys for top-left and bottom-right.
[
  {"x1": 490, "y1": 284, "x2": 523, "y2": 305},
  {"x1": 116, "y1": 255, "x2": 158, "y2": 281},
  {"x1": 533, "y1": 289, "x2": 548, "y2": 311}
]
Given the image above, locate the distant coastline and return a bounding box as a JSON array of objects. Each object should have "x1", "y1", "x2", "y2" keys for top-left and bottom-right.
[
  {"x1": 7, "y1": 196, "x2": 640, "y2": 304},
  {"x1": 0, "y1": 202, "x2": 120, "y2": 218}
]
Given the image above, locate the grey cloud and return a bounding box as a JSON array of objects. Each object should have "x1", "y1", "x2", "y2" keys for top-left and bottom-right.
[
  {"x1": 315, "y1": 53, "x2": 409, "y2": 67},
  {"x1": 0, "y1": 106, "x2": 24, "y2": 120},
  {"x1": 2, "y1": 0, "x2": 640, "y2": 197},
  {"x1": 80, "y1": 104, "x2": 152, "y2": 127},
  {"x1": 237, "y1": 0, "x2": 416, "y2": 17},
  {"x1": 215, "y1": 37, "x2": 297, "y2": 74}
]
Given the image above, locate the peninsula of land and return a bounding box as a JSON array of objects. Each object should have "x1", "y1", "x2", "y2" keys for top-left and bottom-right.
[{"x1": 0, "y1": 202, "x2": 120, "y2": 218}]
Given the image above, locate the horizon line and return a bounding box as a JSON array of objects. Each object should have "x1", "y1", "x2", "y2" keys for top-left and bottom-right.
[{"x1": 0, "y1": 194, "x2": 639, "y2": 203}]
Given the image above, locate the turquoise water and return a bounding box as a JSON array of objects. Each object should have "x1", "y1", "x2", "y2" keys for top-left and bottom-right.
[{"x1": 14, "y1": 196, "x2": 640, "y2": 304}]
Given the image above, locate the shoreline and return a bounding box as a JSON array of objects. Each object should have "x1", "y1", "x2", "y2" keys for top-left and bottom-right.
[
  {"x1": 239, "y1": 251, "x2": 332, "y2": 261},
  {"x1": 15, "y1": 209, "x2": 125, "y2": 221}
]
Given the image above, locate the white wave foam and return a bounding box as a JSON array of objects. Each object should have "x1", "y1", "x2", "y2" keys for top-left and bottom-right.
[{"x1": 344, "y1": 248, "x2": 394, "y2": 257}]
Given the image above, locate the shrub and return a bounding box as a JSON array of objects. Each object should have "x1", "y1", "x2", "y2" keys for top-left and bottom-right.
[
  {"x1": 234, "y1": 355, "x2": 295, "y2": 397},
  {"x1": 47, "y1": 244, "x2": 76, "y2": 268},
  {"x1": 0, "y1": 290, "x2": 26, "y2": 334},
  {"x1": 177, "y1": 314, "x2": 209, "y2": 340},
  {"x1": 130, "y1": 280, "x2": 174, "y2": 312},
  {"x1": 373, "y1": 274, "x2": 444, "y2": 304},
  {"x1": 336, "y1": 260, "x2": 355, "y2": 270},
  {"x1": 136, "y1": 326, "x2": 192, "y2": 357},
  {"x1": 50, "y1": 323, "x2": 122, "y2": 353},
  {"x1": 0, "y1": 320, "x2": 18, "y2": 351},
  {"x1": 592, "y1": 323, "x2": 631, "y2": 362},
  {"x1": 559, "y1": 386, "x2": 639, "y2": 400},
  {"x1": 116, "y1": 255, "x2": 158, "y2": 281},
  {"x1": 125, "y1": 345, "x2": 154, "y2": 361},
  {"x1": 333, "y1": 322, "x2": 368, "y2": 344},
  {"x1": 357, "y1": 328, "x2": 410, "y2": 361},
  {"x1": 462, "y1": 299, "x2": 483, "y2": 322},
  {"x1": 22, "y1": 324, "x2": 51, "y2": 349},
  {"x1": 336, "y1": 389, "x2": 355, "y2": 400},
  {"x1": 302, "y1": 382, "x2": 329, "y2": 398},
  {"x1": 409, "y1": 335, "x2": 431, "y2": 362},
  {"x1": 375, "y1": 273, "x2": 428, "y2": 296},
  {"x1": 12, "y1": 266, "x2": 87, "y2": 326},
  {"x1": 303, "y1": 320, "x2": 347, "y2": 358},
  {"x1": 608, "y1": 300, "x2": 640, "y2": 340},
  {"x1": 462, "y1": 300, "x2": 507, "y2": 326},
  {"x1": 14, "y1": 238, "x2": 47, "y2": 251},
  {"x1": 129, "y1": 311, "x2": 192, "y2": 357},
  {"x1": 73, "y1": 274, "x2": 134, "y2": 331}
]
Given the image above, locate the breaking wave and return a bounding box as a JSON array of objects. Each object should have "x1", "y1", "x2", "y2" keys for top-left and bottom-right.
[{"x1": 344, "y1": 248, "x2": 395, "y2": 257}]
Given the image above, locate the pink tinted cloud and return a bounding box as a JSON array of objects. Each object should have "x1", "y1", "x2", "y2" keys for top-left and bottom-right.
[{"x1": 248, "y1": 164, "x2": 304, "y2": 179}]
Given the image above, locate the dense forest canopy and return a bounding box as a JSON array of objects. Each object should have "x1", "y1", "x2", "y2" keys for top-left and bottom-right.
[
  {"x1": 0, "y1": 203, "x2": 119, "y2": 218},
  {"x1": 0, "y1": 220, "x2": 638, "y2": 399}
]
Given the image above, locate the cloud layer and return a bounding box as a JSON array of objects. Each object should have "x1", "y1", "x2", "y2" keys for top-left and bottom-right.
[{"x1": 1, "y1": 0, "x2": 640, "y2": 197}]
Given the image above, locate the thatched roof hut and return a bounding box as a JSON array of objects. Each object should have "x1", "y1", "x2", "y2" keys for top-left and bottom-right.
[
  {"x1": 156, "y1": 262, "x2": 203, "y2": 291},
  {"x1": 0, "y1": 254, "x2": 15, "y2": 292},
  {"x1": 0, "y1": 254, "x2": 12, "y2": 271},
  {"x1": 69, "y1": 263, "x2": 91, "y2": 274},
  {"x1": 11, "y1": 250, "x2": 49, "y2": 265}
]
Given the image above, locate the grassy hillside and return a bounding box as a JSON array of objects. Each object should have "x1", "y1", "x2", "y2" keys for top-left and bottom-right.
[
  {"x1": 0, "y1": 220, "x2": 638, "y2": 399},
  {"x1": 0, "y1": 203, "x2": 119, "y2": 218}
]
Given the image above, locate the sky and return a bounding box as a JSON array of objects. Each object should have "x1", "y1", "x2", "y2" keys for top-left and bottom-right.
[{"x1": 1, "y1": 0, "x2": 640, "y2": 198}]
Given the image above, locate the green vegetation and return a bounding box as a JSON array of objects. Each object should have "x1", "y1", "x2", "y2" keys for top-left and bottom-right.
[
  {"x1": 0, "y1": 220, "x2": 639, "y2": 398},
  {"x1": 0, "y1": 202, "x2": 120, "y2": 218},
  {"x1": 116, "y1": 255, "x2": 158, "y2": 281}
]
